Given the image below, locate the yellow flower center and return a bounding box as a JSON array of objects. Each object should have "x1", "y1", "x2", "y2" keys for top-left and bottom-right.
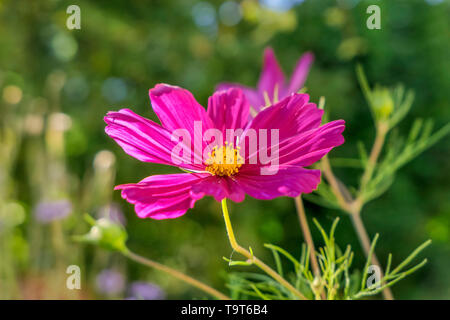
[{"x1": 205, "y1": 142, "x2": 244, "y2": 177}]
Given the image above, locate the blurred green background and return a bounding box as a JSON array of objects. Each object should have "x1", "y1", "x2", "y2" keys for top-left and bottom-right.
[{"x1": 0, "y1": 0, "x2": 449, "y2": 299}]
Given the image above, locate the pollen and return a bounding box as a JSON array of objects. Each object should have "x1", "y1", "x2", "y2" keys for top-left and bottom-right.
[{"x1": 205, "y1": 142, "x2": 244, "y2": 177}]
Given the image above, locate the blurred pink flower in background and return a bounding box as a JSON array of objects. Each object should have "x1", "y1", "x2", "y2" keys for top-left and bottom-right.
[{"x1": 217, "y1": 47, "x2": 314, "y2": 116}]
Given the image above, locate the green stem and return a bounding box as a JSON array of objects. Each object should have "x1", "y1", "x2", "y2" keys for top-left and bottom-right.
[
  {"x1": 221, "y1": 199, "x2": 308, "y2": 300},
  {"x1": 359, "y1": 122, "x2": 388, "y2": 193}
]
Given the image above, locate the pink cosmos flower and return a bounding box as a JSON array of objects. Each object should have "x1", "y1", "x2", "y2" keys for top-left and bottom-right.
[
  {"x1": 217, "y1": 47, "x2": 314, "y2": 116},
  {"x1": 104, "y1": 84, "x2": 344, "y2": 220}
]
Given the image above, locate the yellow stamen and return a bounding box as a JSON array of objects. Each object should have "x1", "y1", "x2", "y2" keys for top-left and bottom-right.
[
  {"x1": 249, "y1": 106, "x2": 258, "y2": 117},
  {"x1": 263, "y1": 91, "x2": 271, "y2": 107},
  {"x1": 273, "y1": 84, "x2": 279, "y2": 103},
  {"x1": 205, "y1": 142, "x2": 243, "y2": 177}
]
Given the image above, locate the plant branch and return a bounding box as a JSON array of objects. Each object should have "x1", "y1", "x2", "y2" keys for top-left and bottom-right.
[
  {"x1": 294, "y1": 195, "x2": 326, "y2": 300},
  {"x1": 359, "y1": 122, "x2": 388, "y2": 194},
  {"x1": 320, "y1": 125, "x2": 394, "y2": 299},
  {"x1": 123, "y1": 249, "x2": 230, "y2": 300},
  {"x1": 348, "y1": 203, "x2": 393, "y2": 300},
  {"x1": 321, "y1": 155, "x2": 352, "y2": 212}
]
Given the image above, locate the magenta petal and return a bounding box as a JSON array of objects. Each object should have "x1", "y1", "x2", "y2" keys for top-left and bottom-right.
[
  {"x1": 264, "y1": 119, "x2": 345, "y2": 167},
  {"x1": 105, "y1": 109, "x2": 203, "y2": 170},
  {"x1": 236, "y1": 166, "x2": 321, "y2": 200},
  {"x1": 217, "y1": 49, "x2": 315, "y2": 117},
  {"x1": 115, "y1": 173, "x2": 207, "y2": 219},
  {"x1": 149, "y1": 83, "x2": 214, "y2": 135},
  {"x1": 240, "y1": 94, "x2": 323, "y2": 158},
  {"x1": 247, "y1": 94, "x2": 320, "y2": 136},
  {"x1": 191, "y1": 176, "x2": 245, "y2": 203},
  {"x1": 216, "y1": 83, "x2": 263, "y2": 112},
  {"x1": 207, "y1": 88, "x2": 250, "y2": 134},
  {"x1": 282, "y1": 120, "x2": 345, "y2": 166},
  {"x1": 257, "y1": 48, "x2": 285, "y2": 103},
  {"x1": 240, "y1": 92, "x2": 344, "y2": 167},
  {"x1": 287, "y1": 52, "x2": 314, "y2": 94}
]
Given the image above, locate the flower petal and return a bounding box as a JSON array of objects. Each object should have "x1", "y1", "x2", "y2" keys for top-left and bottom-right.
[
  {"x1": 191, "y1": 176, "x2": 245, "y2": 203},
  {"x1": 236, "y1": 166, "x2": 321, "y2": 200},
  {"x1": 245, "y1": 93, "x2": 322, "y2": 138},
  {"x1": 257, "y1": 48, "x2": 286, "y2": 103},
  {"x1": 239, "y1": 93, "x2": 344, "y2": 168},
  {"x1": 250, "y1": 118, "x2": 345, "y2": 168},
  {"x1": 216, "y1": 83, "x2": 263, "y2": 112},
  {"x1": 149, "y1": 83, "x2": 214, "y2": 137},
  {"x1": 278, "y1": 120, "x2": 345, "y2": 166},
  {"x1": 239, "y1": 93, "x2": 324, "y2": 161},
  {"x1": 207, "y1": 88, "x2": 250, "y2": 134},
  {"x1": 115, "y1": 173, "x2": 208, "y2": 220},
  {"x1": 105, "y1": 109, "x2": 203, "y2": 169},
  {"x1": 287, "y1": 52, "x2": 314, "y2": 94}
]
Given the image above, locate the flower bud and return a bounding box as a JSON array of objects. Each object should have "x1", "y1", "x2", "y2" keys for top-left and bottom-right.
[
  {"x1": 75, "y1": 216, "x2": 128, "y2": 253},
  {"x1": 372, "y1": 86, "x2": 394, "y2": 120}
]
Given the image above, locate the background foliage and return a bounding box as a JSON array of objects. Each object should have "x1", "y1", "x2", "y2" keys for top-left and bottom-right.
[{"x1": 0, "y1": 0, "x2": 449, "y2": 299}]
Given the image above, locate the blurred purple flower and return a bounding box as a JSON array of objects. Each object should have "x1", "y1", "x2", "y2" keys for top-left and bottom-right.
[
  {"x1": 97, "y1": 203, "x2": 126, "y2": 226},
  {"x1": 127, "y1": 282, "x2": 166, "y2": 300},
  {"x1": 96, "y1": 269, "x2": 126, "y2": 295},
  {"x1": 34, "y1": 199, "x2": 72, "y2": 224}
]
